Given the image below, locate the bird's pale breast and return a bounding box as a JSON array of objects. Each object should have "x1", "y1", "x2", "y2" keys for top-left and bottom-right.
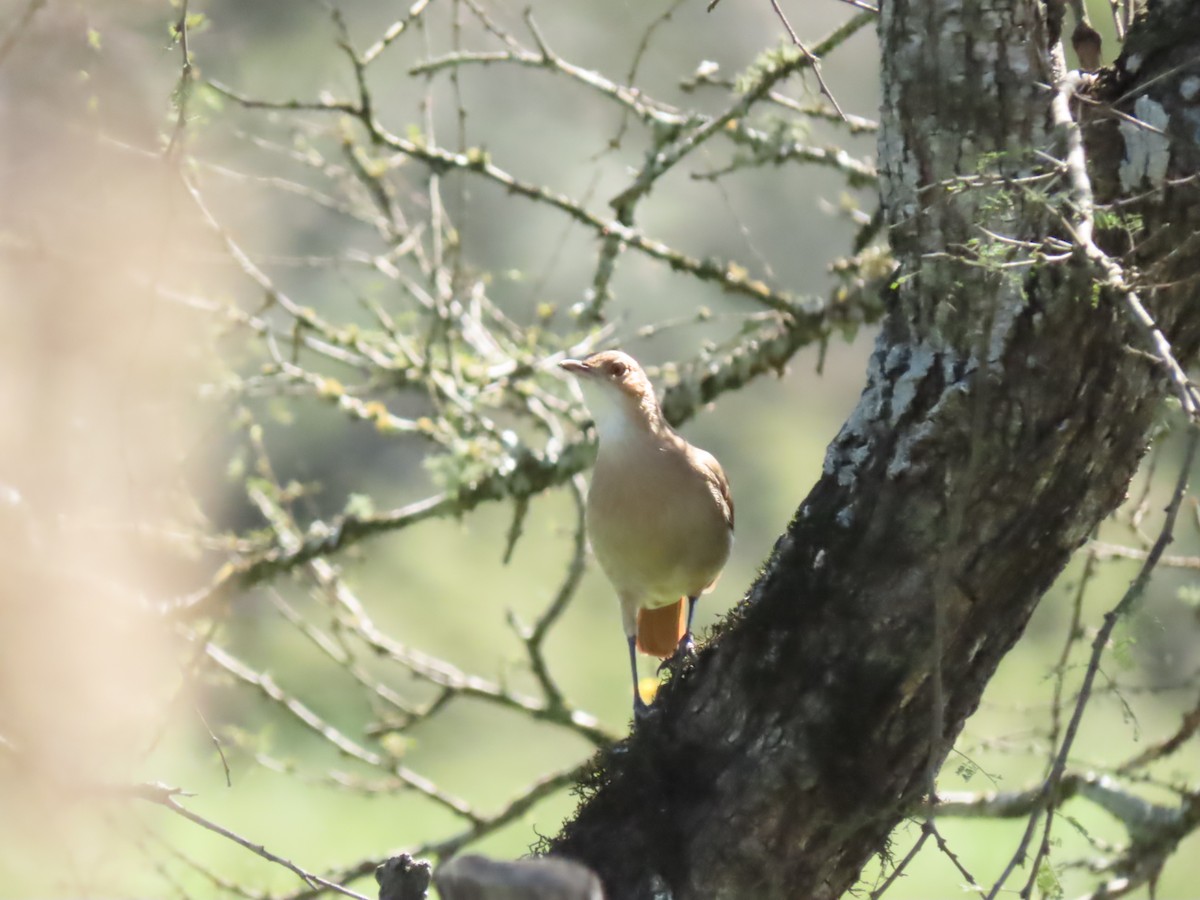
[{"x1": 587, "y1": 435, "x2": 731, "y2": 608}]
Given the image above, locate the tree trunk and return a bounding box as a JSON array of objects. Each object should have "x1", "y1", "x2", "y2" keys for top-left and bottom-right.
[{"x1": 549, "y1": 1, "x2": 1200, "y2": 897}]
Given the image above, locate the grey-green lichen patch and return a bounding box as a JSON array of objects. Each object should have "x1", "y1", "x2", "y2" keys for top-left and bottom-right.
[
  {"x1": 888, "y1": 343, "x2": 937, "y2": 422},
  {"x1": 886, "y1": 377, "x2": 971, "y2": 480},
  {"x1": 1119, "y1": 96, "x2": 1171, "y2": 190}
]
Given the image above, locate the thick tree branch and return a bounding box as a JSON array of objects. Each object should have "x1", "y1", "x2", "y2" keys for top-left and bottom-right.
[{"x1": 546, "y1": 2, "x2": 1200, "y2": 897}]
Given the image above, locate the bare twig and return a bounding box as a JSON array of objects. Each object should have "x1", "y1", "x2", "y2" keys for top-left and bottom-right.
[
  {"x1": 1089, "y1": 540, "x2": 1200, "y2": 570},
  {"x1": 608, "y1": 12, "x2": 873, "y2": 212},
  {"x1": 1047, "y1": 542, "x2": 1097, "y2": 763},
  {"x1": 165, "y1": 0, "x2": 195, "y2": 160},
  {"x1": 275, "y1": 762, "x2": 593, "y2": 899},
  {"x1": 171, "y1": 308, "x2": 858, "y2": 622},
  {"x1": 0, "y1": 0, "x2": 47, "y2": 70},
  {"x1": 509, "y1": 476, "x2": 590, "y2": 712},
  {"x1": 868, "y1": 821, "x2": 933, "y2": 899},
  {"x1": 361, "y1": 0, "x2": 434, "y2": 64},
  {"x1": 128, "y1": 782, "x2": 371, "y2": 900},
  {"x1": 766, "y1": 0, "x2": 848, "y2": 122},
  {"x1": 926, "y1": 823, "x2": 982, "y2": 894},
  {"x1": 1117, "y1": 690, "x2": 1200, "y2": 774},
  {"x1": 1048, "y1": 64, "x2": 1200, "y2": 420},
  {"x1": 985, "y1": 425, "x2": 1199, "y2": 899}
]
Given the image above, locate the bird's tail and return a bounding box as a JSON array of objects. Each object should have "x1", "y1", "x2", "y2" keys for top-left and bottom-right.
[{"x1": 636, "y1": 598, "x2": 686, "y2": 658}]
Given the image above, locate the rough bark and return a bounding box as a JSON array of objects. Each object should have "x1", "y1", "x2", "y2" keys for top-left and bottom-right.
[{"x1": 548, "y1": 1, "x2": 1200, "y2": 897}]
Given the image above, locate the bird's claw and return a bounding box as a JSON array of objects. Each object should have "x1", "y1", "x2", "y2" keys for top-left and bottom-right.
[
  {"x1": 633, "y1": 696, "x2": 651, "y2": 722},
  {"x1": 657, "y1": 632, "x2": 696, "y2": 674}
]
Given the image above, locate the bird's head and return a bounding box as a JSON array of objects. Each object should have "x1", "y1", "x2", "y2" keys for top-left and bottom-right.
[{"x1": 559, "y1": 350, "x2": 660, "y2": 441}]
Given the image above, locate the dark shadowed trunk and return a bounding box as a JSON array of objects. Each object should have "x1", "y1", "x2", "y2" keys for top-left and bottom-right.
[{"x1": 549, "y1": 1, "x2": 1200, "y2": 897}]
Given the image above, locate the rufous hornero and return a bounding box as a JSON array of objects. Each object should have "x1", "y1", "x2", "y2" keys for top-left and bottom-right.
[{"x1": 560, "y1": 350, "x2": 733, "y2": 720}]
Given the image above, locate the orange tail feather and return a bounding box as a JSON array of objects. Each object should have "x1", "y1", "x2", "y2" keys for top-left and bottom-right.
[{"x1": 636, "y1": 599, "x2": 687, "y2": 658}]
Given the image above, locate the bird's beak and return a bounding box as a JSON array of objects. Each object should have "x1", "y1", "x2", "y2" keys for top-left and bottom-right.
[{"x1": 559, "y1": 358, "x2": 589, "y2": 375}]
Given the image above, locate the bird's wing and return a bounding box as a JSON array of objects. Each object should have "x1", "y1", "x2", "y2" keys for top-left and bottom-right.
[{"x1": 689, "y1": 447, "x2": 734, "y2": 531}]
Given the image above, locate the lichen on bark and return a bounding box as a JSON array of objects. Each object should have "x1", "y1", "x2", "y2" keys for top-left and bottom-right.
[{"x1": 548, "y1": 2, "x2": 1200, "y2": 897}]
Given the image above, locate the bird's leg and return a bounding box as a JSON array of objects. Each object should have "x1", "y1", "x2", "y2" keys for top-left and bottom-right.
[
  {"x1": 658, "y1": 596, "x2": 700, "y2": 674},
  {"x1": 681, "y1": 594, "x2": 699, "y2": 655},
  {"x1": 629, "y1": 635, "x2": 650, "y2": 720}
]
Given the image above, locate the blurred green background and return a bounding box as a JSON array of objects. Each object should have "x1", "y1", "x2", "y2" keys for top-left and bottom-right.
[{"x1": 1, "y1": 1, "x2": 1196, "y2": 898}]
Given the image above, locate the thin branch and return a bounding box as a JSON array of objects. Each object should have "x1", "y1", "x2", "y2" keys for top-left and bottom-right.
[
  {"x1": 165, "y1": 490, "x2": 459, "y2": 618},
  {"x1": 361, "y1": 0, "x2": 433, "y2": 65},
  {"x1": 170, "y1": 309, "x2": 865, "y2": 621},
  {"x1": 268, "y1": 591, "x2": 422, "y2": 727},
  {"x1": 212, "y1": 16, "x2": 877, "y2": 322},
  {"x1": 276, "y1": 763, "x2": 592, "y2": 900},
  {"x1": 1117, "y1": 690, "x2": 1200, "y2": 774},
  {"x1": 409, "y1": 49, "x2": 686, "y2": 131},
  {"x1": 201, "y1": 640, "x2": 479, "y2": 820},
  {"x1": 1047, "y1": 542, "x2": 1097, "y2": 769},
  {"x1": 127, "y1": 782, "x2": 370, "y2": 900},
  {"x1": 0, "y1": 0, "x2": 47, "y2": 70},
  {"x1": 136, "y1": 821, "x2": 270, "y2": 900},
  {"x1": 233, "y1": 415, "x2": 611, "y2": 747},
  {"x1": 377, "y1": 127, "x2": 804, "y2": 314},
  {"x1": 608, "y1": 12, "x2": 873, "y2": 212},
  {"x1": 207, "y1": 78, "x2": 359, "y2": 114},
  {"x1": 680, "y1": 67, "x2": 878, "y2": 137},
  {"x1": 926, "y1": 823, "x2": 982, "y2": 894},
  {"x1": 610, "y1": 0, "x2": 688, "y2": 149},
  {"x1": 690, "y1": 134, "x2": 876, "y2": 186},
  {"x1": 1114, "y1": 286, "x2": 1200, "y2": 420},
  {"x1": 509, "y1": 476, "x2": 590, "y2": 713},
  {"x1": 1089, "y1": 540, "x2": 1200, "y2": 570},
  {"x1": 869, "y1": 821, "x2": 933, "y2": 899},
  {"x1": 1048, "y1": 66, "x2": 1200, "y2": 420},
  {"x1": 934, "y1": 778, "x2": 1081, "y2": 819},
  {"x1": 165, "y1": 0, "x2": 195, "y2": 160},
  {"x1": 985, "y1": 425, "x2": 1200, "y2": 900},
  {"x1": 330, "y1": 575, "x2": 616, "y2": 747},
  {"x1": 766, "y1": 0, "x2": 847, "y2": 121}
]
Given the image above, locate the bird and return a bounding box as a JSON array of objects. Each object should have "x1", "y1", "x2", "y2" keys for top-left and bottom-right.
[{"x1": 559, "y1": 350, "x2": 733, "y2": 719}]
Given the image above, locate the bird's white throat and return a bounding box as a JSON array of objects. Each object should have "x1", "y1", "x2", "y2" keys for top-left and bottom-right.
[{"x1": 577, "y1": 380, "x2": 645, "y2": 446}]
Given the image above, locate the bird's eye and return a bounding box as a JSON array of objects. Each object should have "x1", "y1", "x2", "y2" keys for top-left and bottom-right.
[{"x1": 608, "y1": 361, "x2": 627, "y2": 378}]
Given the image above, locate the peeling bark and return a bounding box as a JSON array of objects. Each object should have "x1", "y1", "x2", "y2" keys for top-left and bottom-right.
[{"x1": 549, "y1": 1, "x2": 1200, "y2": 897}]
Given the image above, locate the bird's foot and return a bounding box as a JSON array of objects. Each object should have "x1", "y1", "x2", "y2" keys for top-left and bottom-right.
[
  {"x1": 633, "y1": 694, "x2": 651, "y2": 722},
  {"x1": 657, "y1": 631, "x2": 696, "y2": 674}
]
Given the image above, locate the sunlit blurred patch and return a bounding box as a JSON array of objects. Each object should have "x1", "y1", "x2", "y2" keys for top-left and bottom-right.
[{"x1": 638, "y1": 677, "x2": 661, "y2": 705}]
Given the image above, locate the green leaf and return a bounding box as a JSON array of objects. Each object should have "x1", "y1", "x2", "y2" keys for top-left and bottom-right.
[
  {"x1": 1177, "y1": 583, "x2": 1200, "y2": 608},
  {"x1": 344, "y1": 493, "x2": 376, "y2": 518},
  {"x1": 1035, "y1": 859, "x2": 1064, "y2": 900}
]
